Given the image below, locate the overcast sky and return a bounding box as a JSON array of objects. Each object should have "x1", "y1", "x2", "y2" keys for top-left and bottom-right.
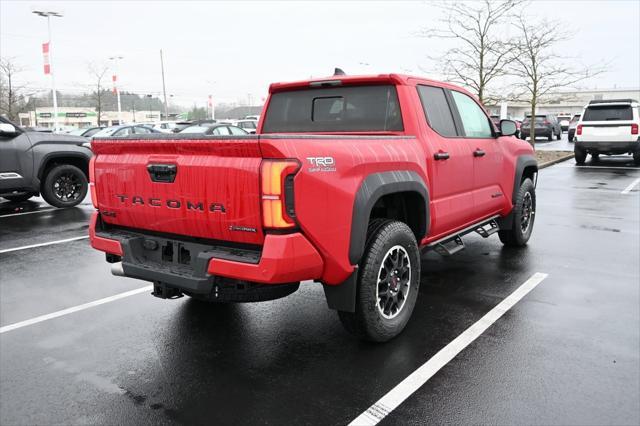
[{"x1": 1, "y1": 0, "x2": 638, "y2": 108}]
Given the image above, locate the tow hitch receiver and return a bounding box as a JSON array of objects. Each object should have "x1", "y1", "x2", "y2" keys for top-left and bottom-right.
[{"x1": 152, "y1": 282, "x2": 184, "y2": 299}]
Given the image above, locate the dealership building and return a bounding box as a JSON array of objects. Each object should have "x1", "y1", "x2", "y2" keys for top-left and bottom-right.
[
  {"x1": 18, "y1": 107, "x2": 162, "y2": 129},
  {"x1": 486, "y1": 87, "x2": 640, "y2": 119}
]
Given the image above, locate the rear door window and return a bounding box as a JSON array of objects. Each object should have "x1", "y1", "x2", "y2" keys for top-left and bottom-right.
[
  {"x1": 417, "y1": 85, "x2": 458, "y2": 137},
  {"x1": 262, "y1": 85, "x2": 403, "y2": 132},
  {"x1": 582, "y1": 105, "x2": 633, "y2": 121},
  {"x1": 450, "y1": 91, "x2": 493, "y2": 138}
]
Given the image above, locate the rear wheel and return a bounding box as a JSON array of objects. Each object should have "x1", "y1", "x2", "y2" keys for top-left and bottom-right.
[
  {"x1": 575, "y1": 147, "x2": 587, "y2": 165},
  {"x1": 547, "y1": 132, "x2": 553, "y2": 141},
  {"x1": 2, "y1": 193, "x2": 34, "y2": 203},
  {"x1": 499, "y1": 178, "x2": 536, "y2": 247},
  {"x1": 633, "y1": 150, "x2": 640, "y2": 166},
  {"x1": 338, "y1": 220, "x2": 420, "y2": 342},
  {"x1": 557, "y1": 131, "x2": 562, "y2": 140},
  {"x1": 41, "y1": 164, "x2": 88, "y2": 208}
]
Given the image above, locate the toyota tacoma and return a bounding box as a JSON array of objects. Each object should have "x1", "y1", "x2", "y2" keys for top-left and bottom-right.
[{"x1": 89, "y1": 73, "x2": 538, "y2": 341}]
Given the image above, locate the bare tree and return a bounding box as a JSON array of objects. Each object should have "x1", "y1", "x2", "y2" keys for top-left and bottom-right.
[
  {"x1": 419, "y1": 0, "x2": 525, "y2": 105},
  {"x1": 509, "y1": 15, "x2": 606, "y2": 145},
  {"x1": 0, "y1": 57, "x2": 29, "y2": 121},
  {"x1": 88, "y1": 62, "x2": 109, "y2": 126}
]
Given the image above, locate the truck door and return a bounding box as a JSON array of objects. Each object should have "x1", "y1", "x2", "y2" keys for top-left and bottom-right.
[
  {"x1": 448, "y1": 90, "x2": 505, "y2": 217},
  {"x1": 0, "y1": 124, "x2": 34, "y2": 194},
  {"x1": 416, "y1": 85, "x2": 476, "y2": 238}
]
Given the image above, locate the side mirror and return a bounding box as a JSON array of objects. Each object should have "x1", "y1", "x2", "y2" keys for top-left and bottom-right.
[
  {"x1": 0, "y1": 123, "x2": 18, "y2": 136},
  {"x1": 499, "y1": 119, "x2": 517, "y2": 137}
]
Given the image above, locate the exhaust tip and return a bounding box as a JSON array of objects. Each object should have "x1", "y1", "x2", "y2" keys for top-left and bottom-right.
[{"x1": 110, "y1": 262, "x2": 125, "y2": 277}]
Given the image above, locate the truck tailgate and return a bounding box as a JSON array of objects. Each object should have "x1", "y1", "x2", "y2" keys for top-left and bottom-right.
[{"x1": 91, "y1": 136, "x2": 265, "y2": 245}]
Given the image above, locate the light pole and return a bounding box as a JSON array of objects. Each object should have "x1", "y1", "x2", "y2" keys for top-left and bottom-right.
[
  {"x1": 32, "y1": 9, "x2": 62, "y2": 132},
  {"x1": 109, "y1": 55, "x2": 124, "y2": 125}
]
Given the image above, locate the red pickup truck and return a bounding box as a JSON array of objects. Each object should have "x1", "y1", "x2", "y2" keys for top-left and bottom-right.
[{"x1": 89, "y1": 74, "x2": 537, "y2": 342}]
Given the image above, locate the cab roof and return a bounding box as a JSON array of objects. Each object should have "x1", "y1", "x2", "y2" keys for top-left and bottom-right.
[{"x1": 268, "y1": 73, "x2": 461, "y2": 93}]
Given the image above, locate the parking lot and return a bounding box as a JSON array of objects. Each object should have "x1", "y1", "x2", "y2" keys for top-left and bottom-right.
[{"x1": 1, "y1": 156, "x2": 639, "y2": 425}]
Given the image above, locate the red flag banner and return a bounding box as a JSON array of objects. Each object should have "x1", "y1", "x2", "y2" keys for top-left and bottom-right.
[
  {"x1": 42, "y1": 42, "x2": 50, "y2": 75},
  {"x1": 112, "y1": 74, "x2": 117, "y2": 94}
]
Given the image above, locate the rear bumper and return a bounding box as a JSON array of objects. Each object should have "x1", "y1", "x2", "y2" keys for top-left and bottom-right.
[
  {"x1": 89, "y1": 212, "x2": 324, "y2": 293},
  {"x1": 521, "y1": 128, "x2": 552, "y2": 137},
  {"x1": 575, "y1": 140, "x2": 639, "y2": 154}
]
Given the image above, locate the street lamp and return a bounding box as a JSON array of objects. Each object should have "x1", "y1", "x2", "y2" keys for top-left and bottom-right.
[
  {"x1": 32, "y1": 9, "x2": 62, "y2": 132},
  {"x1": 109, "y1": 55, "x2": 124, "y2": 125}
]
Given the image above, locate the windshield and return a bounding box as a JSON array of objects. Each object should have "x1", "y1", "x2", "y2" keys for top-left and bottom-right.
[
  {"x1": 263, "y1": 84, "x2": 403, "y2": 133},
  {"x1": 92, "y1": 127, "x2": 120, "y2": 137},
  {"x1": 583, "y1": 105, "x2": 633, "y2": 121}
]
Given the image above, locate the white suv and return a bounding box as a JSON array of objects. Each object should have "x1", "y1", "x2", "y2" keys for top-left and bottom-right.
[{"x1": 574, "y1": 99, "x2": 640, "y2": 165}]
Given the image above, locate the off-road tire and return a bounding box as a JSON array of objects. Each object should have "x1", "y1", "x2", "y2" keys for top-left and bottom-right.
[
  {"x1": 338, "y1": 220, "x2": 420, "y2": 342},
  {"x1": 2, "y1": 193, "x2": 34, "y2": 202},
  {"x1": 499, "y1": 178, "x2": 536, "y2": 247},
  {"x1": 574, "y1": 147, "x2": 587, "y2": 165},
  {"x1": 41, "y1": 164, "x2": 88, "y2": 208}
]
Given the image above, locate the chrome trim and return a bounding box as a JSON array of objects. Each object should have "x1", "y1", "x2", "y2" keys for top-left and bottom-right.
[{"x1": 0, "y1": 172, "x2": 23, "y2": 180}]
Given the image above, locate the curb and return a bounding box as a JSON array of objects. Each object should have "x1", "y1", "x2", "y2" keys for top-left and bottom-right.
[{"x1": 539, "y1": 153, "x2": 574, "y2": 169}]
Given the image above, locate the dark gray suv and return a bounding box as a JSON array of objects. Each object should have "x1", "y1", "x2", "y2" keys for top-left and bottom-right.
[
  {"x1": 0, "y1": 116, "x2": 92, "y2": 207},
  {"x1": 520, "y1": 114, "x2": 562, "y2": 141}
]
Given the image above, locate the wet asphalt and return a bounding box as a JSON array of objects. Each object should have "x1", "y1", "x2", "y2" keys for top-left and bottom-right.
[{"x1": 0, "y1": 156, "x2": 638, "y2": 425}]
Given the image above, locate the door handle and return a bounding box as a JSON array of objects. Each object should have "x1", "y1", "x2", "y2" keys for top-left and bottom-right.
[
  {"x1": 434, "y1": 152, "x2": 450, "y2": 161},
  {"x1": 473, "y1": 149, "x2": 486, "y2": 157}
]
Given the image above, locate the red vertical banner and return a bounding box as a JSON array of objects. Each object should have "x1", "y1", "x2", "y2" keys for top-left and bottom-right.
[
  {"x1": 208, "y1": 95, "x2": 213, "y2": 108},
  {"x1": 42, "y1": 42, "x2": 50, "y2": 75},
  {"x1": 112, "y1": 74, "x2": 118, "y2": 94}
]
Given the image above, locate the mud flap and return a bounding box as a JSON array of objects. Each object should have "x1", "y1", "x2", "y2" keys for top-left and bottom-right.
[{"x1": 323, "y1": 269, "x2": 358, "y2": 312}]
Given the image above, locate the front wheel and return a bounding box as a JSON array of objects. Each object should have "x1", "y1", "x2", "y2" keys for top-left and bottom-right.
[
  {"x1": 499, "y1": 178, "x2": 536, "y2": 247},
  {"x1": 41, "y1": 164, "x2": 88, "y2": 208},
  {"x1": 633, "y1": 150, "x2": 640, "y2": 166},
  {"x1": 338, "y1": 220, "x2": 420, "y2": 342}
]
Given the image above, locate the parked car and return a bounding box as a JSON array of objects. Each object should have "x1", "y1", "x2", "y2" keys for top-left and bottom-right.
[
  {"x1": 89, "y1": 73, "x2": 537, "y2": 342},
  {"x1": 0, "y1": 116, "x2": 92, "y2": 207},
  {"x1": 557, "y1": 115, "x2": 572, "y2": 132},
  {"x1": 171, "y1": 119, "x2": 218, "y2": 133},
  {"x1": 179, "y1": 123, "x2": 249, "y2": 135},
  {"x1": 491, "y1": 115, "x2": 520, "y2": 138},
  {"x1": 244, "y1": 115, "x2": 260, "y2": 120},
  {"x1": 149, "y1": 121, "x2": 177, "y2": 133},
  {"x1": 67, "y1": 127, "x2": 104, "y2": 138},
  {"x1": 234, "y1": 119, "x2": 258, "y2": 134},
  {"x1": 91, "y1": 124, "x2": 163, "y2": 138},
  {"x1": 574, "y1": 99, "x2": 640, "y2": 164},
  {"x1": 520, "y1": 114, "x2": 562, "y2": 141},
  {"x1": 567, "y1": 114, "x2": 581, "y2": 142}
]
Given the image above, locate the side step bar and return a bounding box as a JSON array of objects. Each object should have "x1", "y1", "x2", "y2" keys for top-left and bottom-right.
[{"x1": 425, "y1": 216, "x2": 500, "y2": 256}]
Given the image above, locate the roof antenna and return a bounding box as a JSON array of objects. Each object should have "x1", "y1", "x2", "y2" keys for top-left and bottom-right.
[{"x1": 334, "y1": 67, "x2": 346, "y2": 76}]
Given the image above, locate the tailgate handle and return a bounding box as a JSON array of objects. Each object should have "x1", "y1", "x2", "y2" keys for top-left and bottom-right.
[{"x1": 147, "y1": 164, "x2": 177, "y2": 183}]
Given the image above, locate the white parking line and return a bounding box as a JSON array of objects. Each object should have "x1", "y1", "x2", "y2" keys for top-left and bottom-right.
[
  {"x1": 349, "y1": 272, "x2": 548, "y2": 426},
  {"x1": 0, "y1": 285, "x2": 153, "y2": 334},
  {"x1": 621, "y1": 177, "x2": 640, "y2": 194},
  {"x1": 0, "y1": 236, "x2": 89, "y2": 254},
  {"x1": 0, "y1": 208, "x2": 57, "y2": 218}
]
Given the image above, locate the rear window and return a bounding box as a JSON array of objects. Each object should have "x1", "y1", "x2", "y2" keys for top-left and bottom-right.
[
  {"x1": 417, "y1": 85, "x2": 457, "y2": 137},
  {"x1": 262, "y1": 85, "x2": 403, "y2": 133},
  {"x1": 582, "y1": 105, "x2": 633, "y2": 121},
  {"x1": 522, "y1": 116, "x2": 546, "y2": 124}
]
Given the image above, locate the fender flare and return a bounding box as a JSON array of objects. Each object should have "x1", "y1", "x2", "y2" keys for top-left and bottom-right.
[
  {"x1": 348, "y1": 170, "x2": 429, "y2": 265},
  {"x1": 36, "y1": 150, "x2": 92, "y2": 180},
  {"x1": 512, "y1": 155, "x2": 538, "y2": 201}
]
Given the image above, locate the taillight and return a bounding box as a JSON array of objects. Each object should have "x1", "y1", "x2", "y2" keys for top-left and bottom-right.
[
  {"x1": 89, "y1": 156, "x2": 98, "y2": 209},
  {"x1": 543, "y1": 120, "x2": 550, "y2": 125},
  {"x1": 576, "y1": 125, "x2": 583, "y2": 136},
  {"x1": 260, "y1": 159, "x2": 300, "y2": 229},
  {"x1": 632, "y1": 123, "x2": 639, "y2": 135}
]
